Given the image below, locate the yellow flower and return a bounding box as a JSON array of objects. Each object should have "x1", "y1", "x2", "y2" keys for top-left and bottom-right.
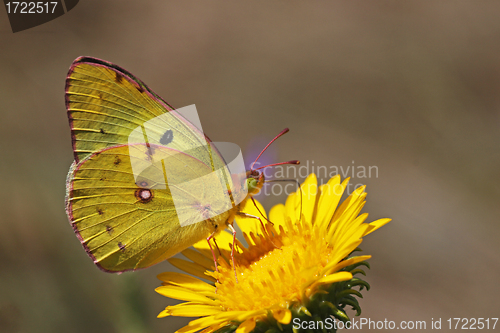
[{"x1": 156, "y1": 174, "x2": 390, "y2": 333}]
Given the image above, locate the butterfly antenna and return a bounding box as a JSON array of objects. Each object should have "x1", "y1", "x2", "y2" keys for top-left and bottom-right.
[
  {"x1": 255, "y1": 160, "x2": 299, "y2": 170},
  {"x1": 250, "y1": 128, "x2": 290, "y2": 171}
]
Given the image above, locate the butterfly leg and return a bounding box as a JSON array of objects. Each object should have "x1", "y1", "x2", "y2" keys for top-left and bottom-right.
[
  {"x1": 251, "y1": 197, "x2": 274, "y2": 226},
  {"x1": 237, "y1": 212, "x2": 269, "y2": 236},
  {"x1": 206, "y1": 231, "x2": 220, "y2": 277},
  {"x1": 237, "y1": 212, "x2": 281, "y2": 249},
  {"x1": 227, "y1": 223, "x2": 239, "y2": 283},
  {"x1": 212, "y1": 237, "x2": 222, "y2": 256}
]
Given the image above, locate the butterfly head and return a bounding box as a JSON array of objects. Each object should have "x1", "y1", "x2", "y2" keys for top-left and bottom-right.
[{"x1": 245, "y1": 169, "x2": 265, "y2": 196}]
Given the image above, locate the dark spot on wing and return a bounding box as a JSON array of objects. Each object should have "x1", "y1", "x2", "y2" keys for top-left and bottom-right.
[
  {"x1": 118, "y1": 242, "x2": 126, "y2": 252},
  {"x1": 135, "y1": 189, "x2": 153, "y2": 203},
  {"x1": 100, "y1": 128, "x2": 106, "y2": 134},
  {"x1": 106, "y1": 225, "x2": 113, "y2": 235},
  {"x1": 100, "y1": 177, "x2": 106, "y2": 181},
  {"x1": 115, "y1": 72, "x2": 123, "y2": 83},
  {"x1": 114, "y1": 156, "x2": 121, "y2": 165},
  {"x1": 138, "y1": 181, "x2": 149, "y2": 188},
  {"x1": 160, "y1": 129, "x2": 174, "y2": 145},
  {"x1": 97, "y1": 92, "x2": 103, "y2": 99},
  {"x1": 97, "y1": 208, "x2": 104, "y2": 215}
]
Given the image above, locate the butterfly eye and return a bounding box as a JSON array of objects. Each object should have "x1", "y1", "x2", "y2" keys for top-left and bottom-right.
[{"x1": 247, "y1": 178, "x2": 258, "y2": 192}]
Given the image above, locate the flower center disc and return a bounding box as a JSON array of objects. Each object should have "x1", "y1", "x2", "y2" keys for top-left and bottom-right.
[{"x1": 214, "y1": 222, "x2": 333, "y2": 311}]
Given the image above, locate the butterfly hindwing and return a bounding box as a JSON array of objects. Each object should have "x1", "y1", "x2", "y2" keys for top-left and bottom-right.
[{"x1": 66, "y1": 144, "x2": 231, "y2": 272}]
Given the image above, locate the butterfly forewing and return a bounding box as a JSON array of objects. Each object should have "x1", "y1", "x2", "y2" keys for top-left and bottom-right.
[{"x1": 66, "y1": 57, "x2": 219, "y2": 169}]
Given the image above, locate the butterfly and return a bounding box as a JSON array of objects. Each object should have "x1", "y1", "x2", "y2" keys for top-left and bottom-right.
[{"x1": 64, "y1": 57, "x2": 295, "y2": 273}]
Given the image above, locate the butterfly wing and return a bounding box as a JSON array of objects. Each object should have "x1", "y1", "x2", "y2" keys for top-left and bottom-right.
[
  {"x1": 66, "y1": 144, "x2": 232, "y2": 272},
  {"x1": 65, "y1": 57, "x2": 242, "y2": 272}
]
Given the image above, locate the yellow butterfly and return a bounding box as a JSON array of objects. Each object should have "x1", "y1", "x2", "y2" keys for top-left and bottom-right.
[{"x1": 65, "y1": 57, "x2": 295, "y2": 273}]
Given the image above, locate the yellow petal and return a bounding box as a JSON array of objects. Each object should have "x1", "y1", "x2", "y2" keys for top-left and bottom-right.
[
  {"x1": 272, "y1": 308, "x2": 292, "y2": 324},
  {"x1": 236, "y1": 318, "x2": 256, "y2": 333},
  {"x1": 269, "y1": 203, "x2": 287, "y2": 231},
  {"x1": 298, "y1": 173, "x2": 318, "y2": 226},
  {"x1": 328, "y1": 195, "x2": 366, "y2": 245},
  {"x1": 177, "y1": 316, "x2": 226, "y2": 333},
  {"x1": 332, "y1": 184, "x2": 365, "y2": 221},
  {"x1": 155, "y1": 285, "x2": 218, "y2": 304},
  {"x1": 157, "y1": 272, "x2": 215, "y2": 292},
  {"x1": 285, "y1": 192, "x2": 298, "y2": 223},
  {"x1": 181, "y1": 248, "x2": 215, "y2": 270},
  {"x1": 331, "y1": 239, "x2": 363, "y2": 265},
  {"x1": 322, "y1": 255, "x2": 371, "y2": 276},
  {"x1": 157, "y1": 309, "x2": 171, "y2": 318},
  {"x1": 315, "y1": 175, "x2": 342, "y2": 227},
  {"x1": 200, "y1": 323, "x2": 228, "y2": 333},
  {"x1": 213, "y1": 310, "x2": 260, "y2": 321},
  {"x1": 337, "y1": 226, "x2": 369, "y2": 251},
  {"x1": 167, "y1": 304, "x2": 222, "y2": 317},
  {"x1": 168, "y1": 258, "x2": 216, "y2": 282},
  {"x1": 316, "y1": 271, "x2": 353, "y2": 285},
  {"x1": 363, "y1": 218, "x2": 391, "y2": 236},
  {"x1": 333, "y1": 215, "x2": 370, "y2": 248},
  {"x1": 178, "y1": 310, "x2": 263, "y2": 333}
]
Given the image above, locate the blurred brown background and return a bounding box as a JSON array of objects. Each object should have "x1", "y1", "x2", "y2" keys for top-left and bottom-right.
[{"x1": 1, "y1": 1, "x2": 499, "y2": 332}]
